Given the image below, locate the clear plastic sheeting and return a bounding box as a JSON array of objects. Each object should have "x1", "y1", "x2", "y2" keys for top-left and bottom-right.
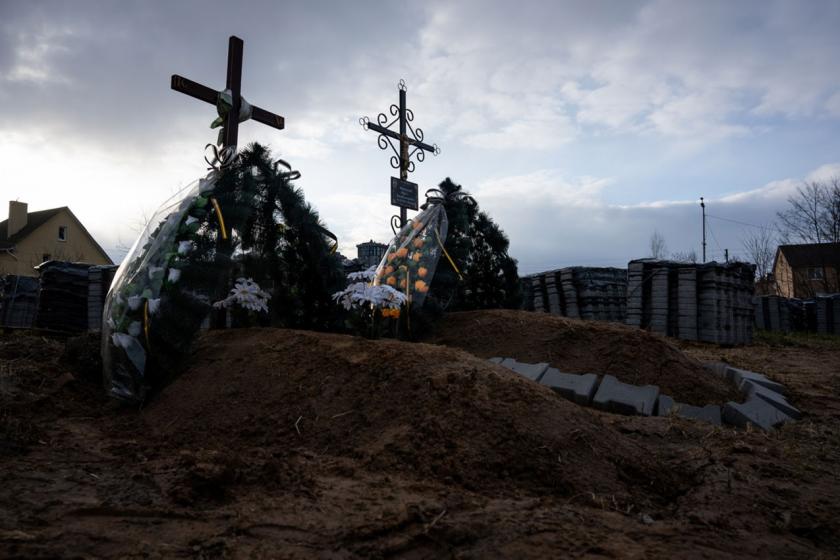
[
  {"x1": 102, "y1": 175, "x2": 225, "y2": 402},
  {"x1": 373, "y1": 202, "x2": 449, "y2": 309}
]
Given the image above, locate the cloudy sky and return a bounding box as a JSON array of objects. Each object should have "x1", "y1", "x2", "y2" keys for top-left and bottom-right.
[{"x1": 2, "y1": 0, "x2": 840, "y2": 273}]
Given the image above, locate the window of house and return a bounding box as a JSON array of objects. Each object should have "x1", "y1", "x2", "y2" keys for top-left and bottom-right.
[
  {"x1": 58, "y1": 226, "x2": 68, "y2": 241},
  {"x1": 808, "y1": 267, "x2": 824, "y2": 280}
]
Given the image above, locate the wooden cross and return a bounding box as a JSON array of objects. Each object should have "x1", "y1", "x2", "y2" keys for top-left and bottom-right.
[{"x1": 171, "y1": 35, "x2": 284, "y2": 148}]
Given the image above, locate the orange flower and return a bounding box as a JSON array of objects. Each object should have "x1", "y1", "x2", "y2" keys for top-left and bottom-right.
[
  {"x1": 412, "y1": 252, "x2": 421, "y2": 262},
  {"x1": 414, "y1": 279, "x2": 428, "y2": 293},
  {"x1": 386, "y1": 276, "x2": 396, "y2": 286},
  {"x1": 399, "y1": 278, "x2": 407, "y2": 289},
  {"x1": 383, "y1": 265, "x2": 394, "y2": 275},
  {"x1": 418, "y1": 266, "x2": 428, "y2": 278},
  {"x1": 382, "y1": 307, "x2": 400, "y2": 318},
  {"x1": 396, "y1": 247, "x2": 409, "y2": 258},
  {"x1": 412, "y1": 237, "x2": 424, "y2": 249},
  {"x1": 412, "y1": 220, "x2": 424, "y2": 230},
  {"x1": 386, "y1": 252, "x2": 396, "y2": 262}
]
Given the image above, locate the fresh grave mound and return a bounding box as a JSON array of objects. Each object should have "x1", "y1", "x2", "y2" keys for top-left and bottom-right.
[
  {"x1": 427, "y1": 309, "x2": 738, "y2": 406},
  {"x1": 144, "y1": 328, "x2": 688, "y2": 504}
]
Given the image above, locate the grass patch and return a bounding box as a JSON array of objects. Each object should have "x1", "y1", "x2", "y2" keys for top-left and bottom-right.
[{"x1": 754, "y1": 329, "x2": 840, "y2": 350}]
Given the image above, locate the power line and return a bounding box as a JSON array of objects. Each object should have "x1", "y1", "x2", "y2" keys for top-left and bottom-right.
[{"x1": 706, "y1": 213, "x2": 785, "y2": 234}]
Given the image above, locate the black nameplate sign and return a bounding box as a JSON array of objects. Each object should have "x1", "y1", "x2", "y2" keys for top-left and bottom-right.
[{"x1": 390, "y1": 177, "x2": 418, "y2": 210}]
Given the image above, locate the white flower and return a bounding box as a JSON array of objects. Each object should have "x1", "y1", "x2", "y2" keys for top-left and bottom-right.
[
  {"x1": 128, "y1": 321, "x2": 143, "y2": 337},
  {"x1": 168, "y1": 269, "x2": 181, "y2": 283},
  {"x1": 212, "y1": 277, "x2": 271, "y2": 313},
  {"x1": 347, "y1": 266, "x2": 378, "y2": 282},
  {"x1": 177, "y1": 240, "x2": 192, "y2": 255},
  {"x1": 148, "y1": 298, "x2": 161, "y2": 315},
  {"x1": 332, "y1": 279, "x2": 406, "y2": 312},
  {"x1": 127, "y1": 295, "x2": 143, "y2": 311},
  {"x1": 148, "y1": 266, "x2": 164, "y2": 281},
  {"x1": 185, "y1": 216, "x2": 198, "y2": 226},
  {"x1": 199, "y1": 177, "x2": 215, "y2": 194}
]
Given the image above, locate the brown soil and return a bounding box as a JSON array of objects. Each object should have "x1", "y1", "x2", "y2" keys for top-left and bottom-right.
[
  {"x1": 1, "y1": 316, "x2": 839, "y2": 558},
  {"x1": 428, "y1": 309, "x2": 738, "y2": 405}
]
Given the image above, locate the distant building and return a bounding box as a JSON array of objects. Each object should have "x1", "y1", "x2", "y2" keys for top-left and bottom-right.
[
  {"x1": 772, "y1": 242, "x2": 840, "y2": 298},
  {"x1": 0, "y1": 201, "x2": 113, "y2": 277},
  {"x1": 356, "y1": 240, "x2": 387, "y2": 269}
]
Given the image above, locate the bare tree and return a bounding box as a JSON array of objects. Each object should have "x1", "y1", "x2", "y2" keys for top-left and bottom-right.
[
  {"x1": 741, "y1": 227, "x2": 777, "y2": 279},
  {"x1": 777, "y1": 177, "x2": 840, "y2": 244},
  {"x1": 670, "y1": 249, "x2": 698, "y2": 263},
  {"x1": 649, "y1": 230, "x2": 667, "y2": 259}
]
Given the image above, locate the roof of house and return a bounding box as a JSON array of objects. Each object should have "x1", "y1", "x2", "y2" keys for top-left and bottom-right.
[
  {"x1": 0, "y1": 206, "x2": 113, "y2": 264},
  {"x1": 776, "y1": 242, "x2": 840, "y2": 269},
  {"x1": 0, "y1": 207, "x2": 64, "y2": 249}
]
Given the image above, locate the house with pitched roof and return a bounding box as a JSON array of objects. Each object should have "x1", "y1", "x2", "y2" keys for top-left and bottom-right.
[
  {"x1": 772, "y1": 242, "x2": 840, "y2": 298},
  {"x1": 0, "y1": 201, "x2": 113, "y2": 277}
]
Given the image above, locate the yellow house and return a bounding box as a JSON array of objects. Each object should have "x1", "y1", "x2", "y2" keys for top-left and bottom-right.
[{"x1": 0, "y1": 201, "x2": 113, "y2": 277}]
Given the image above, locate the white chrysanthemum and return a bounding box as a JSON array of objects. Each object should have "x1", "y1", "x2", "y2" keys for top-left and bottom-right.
[
  {"x1": 332, "y1": 278, "x2": 406, "y2": 312},
  {"x1": 168, "y1": 269, "x2": 181, "y2": 283},
  {"x1": 177, "y1": 240, "x2": 192, "y2": 255},
  {"x1": 148, "y1": 298, "x2": 161, "y2": 315},
  {"x1": 127, "y1": 295, "x2": 143, "y2": 311},
  {"x1": 127, "y1": 321, "x2": 143, "y2": 337},
  {"x1": 212, "y1": 277, "x2": 271, "y2": 313}
]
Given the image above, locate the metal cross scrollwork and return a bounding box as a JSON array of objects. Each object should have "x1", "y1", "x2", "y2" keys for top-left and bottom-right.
[{"x1": 360, "y1": 79, "x2": 440, "y2": 229}]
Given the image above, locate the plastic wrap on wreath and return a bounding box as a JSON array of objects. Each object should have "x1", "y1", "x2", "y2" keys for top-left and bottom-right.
[
  {"x1": 372, "y1": 203, "x2": 448, "y2": 308},
  {"x1": 102, "y1": 173, "x2": 231, "y2": 402}
]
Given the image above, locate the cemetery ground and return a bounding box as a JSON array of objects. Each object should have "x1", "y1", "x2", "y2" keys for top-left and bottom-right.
[{"x1": 1, "y1": 311, "x2": 839, "y2": 558}]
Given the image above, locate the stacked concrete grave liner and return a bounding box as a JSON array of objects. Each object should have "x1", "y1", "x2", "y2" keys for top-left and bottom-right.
[
  {"x1": 625, "y1": 259, "x2": 756, "y2": 345},
  {"x1": 524, "y1": 267, "x2": 628, "y2": 323},
  {"x1": 492, "y1": 357, "x2": 797, "y2": 431},
  {"x1": 87, "y1": 265, "x2": 119, "y2": 333},
  {"x1": 816, "y1": 294, "x2": 840, "y2": 335}
]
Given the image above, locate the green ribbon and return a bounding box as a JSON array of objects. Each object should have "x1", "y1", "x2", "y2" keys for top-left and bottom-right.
[{"x1": 210, "y1": 89, "x2": 253, "y2": 145}]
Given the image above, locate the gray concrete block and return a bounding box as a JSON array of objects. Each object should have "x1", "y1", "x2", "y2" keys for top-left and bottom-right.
[
  {"x1": 723, "y1": 396, "x2": 793, "y2": 431},
  {"x1": 488, "y1": 357, "x2": 504, "y2": 364},
  {"x1": 499, "y1": 358, "x2": 549, "y2": 382},
  {"x1": 742, "y1": 380, "x2": 802, "y2": 420},
  {"x1": 726, "y1": 366, "x2": 787, "y2": 395},
  {"x1": 593, "y1": 375, "x2": 660, "y2": 416},
  {"x1": 540, "y1": 369, "x2": 599, "y2": 406},
  {"x1": 658, "y1": 395, "x2": 722, "y2": 425}
]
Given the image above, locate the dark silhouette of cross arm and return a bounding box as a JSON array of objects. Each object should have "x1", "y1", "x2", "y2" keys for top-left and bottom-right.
[
  {"x1": 363, "y1": 121, "x2": 436, "y2": 154},
  {"x1": 171, "y1": 36, "x2": 284, "y2": 148}
]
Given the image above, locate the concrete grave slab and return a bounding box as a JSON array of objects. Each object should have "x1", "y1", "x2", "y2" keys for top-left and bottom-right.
[
  {"x1": 723, "y1": 396, "x2": 793, "y2": 431},
  {"x1": 499, "y1": 358, "x2": 549, "y2": 382},
  {"x1": 539, "y1": 369, "x2": 599, "y2": 406},
  {"x1": 593, "y1": 375, "x2": 659, "y2": 416},
  {"x1": 658, "y1": 395, "x2": 722, "y2": 425},
  {"x1": 726, "y1": 366, "x2": 787, "y2": 395},
  {"x1": 742, "y1": 380, "x2": 802, "y2": 420}
]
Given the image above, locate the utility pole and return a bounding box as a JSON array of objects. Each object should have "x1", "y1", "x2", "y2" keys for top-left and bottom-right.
[
  {"x1": 700, "y1": 197, "x2": 706, "y2": 263},
  {"x1": 725, "y1": 248, "x2": 729, "y2": 263}
]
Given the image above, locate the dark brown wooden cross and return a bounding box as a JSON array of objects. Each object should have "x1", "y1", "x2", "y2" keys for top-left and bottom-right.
[{"x1": 171, "y1": 35, "x2": 284, "y2": 148}]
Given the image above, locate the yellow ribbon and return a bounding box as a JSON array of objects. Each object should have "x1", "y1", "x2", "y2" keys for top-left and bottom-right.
[
  {"x1": 143, "y1": 300, "x2": 150, "y2": 348},
  {"x1": 210, "y1": 197, "x2": 228, "y2": 240},
  {"x1": 434, "y1": 227, "x2": 463, "y2": 281}
]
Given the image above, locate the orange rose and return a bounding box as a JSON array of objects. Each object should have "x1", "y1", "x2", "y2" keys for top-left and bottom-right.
[
  {"x1": 418, "y1": 267, "x2": 428, "y2": 278},
  {"x1": 386, "y1": 252, "x2": 395, "y2": 262},
  {"x1": 412, "y1": 252, "x2": 421, "y2": 262},
  {"x1": 396, "y1": 247, "x2": 409, "y2": 258},
  {"x1": 386, "y1": 276, "x2": 396, "y2": 286},
  {"x1": 384, "y1": 265, "x2": 394, "y2": 275},
  {"x1": 412, "y1": 237, "x2": 424, "y2": 249},
  {"x1": 414, "y1": 279, "x2": 428, "y2": 293}
]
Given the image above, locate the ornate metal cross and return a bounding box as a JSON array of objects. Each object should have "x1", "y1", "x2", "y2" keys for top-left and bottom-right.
[
  {"x1": 171, "y1": 35, "x2": 285, "y2": 149},
  {"x1": 360, "y1": 79, "x2": 440, "y2": 229}
]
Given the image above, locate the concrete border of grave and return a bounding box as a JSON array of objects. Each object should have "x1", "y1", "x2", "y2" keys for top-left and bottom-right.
[{"x1": 491, "y1": 357, "x2": 797, "y2": 431}]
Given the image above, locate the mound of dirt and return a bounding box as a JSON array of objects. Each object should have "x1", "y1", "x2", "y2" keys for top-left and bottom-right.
[
  {"x1": 145, "y1": 328, "x2": 687, "y2": 504},
  {"x1": 427, "y1": 309, "x2": 738, "y2": 405}
]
